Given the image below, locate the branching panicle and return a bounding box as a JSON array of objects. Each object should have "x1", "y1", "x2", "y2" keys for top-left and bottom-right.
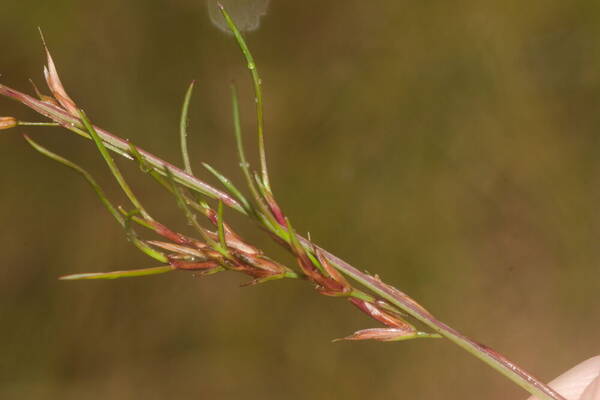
[{"x1": 0, "y1": 16, "x2": 569, "y2": 400}]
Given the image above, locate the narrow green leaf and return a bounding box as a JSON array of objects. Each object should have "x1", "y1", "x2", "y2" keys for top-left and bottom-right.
[
  {"x1": 228, "y1": 85, "x2": 278, "y2": 230},
  {"x1": 24, "y1": 135, "x2": 124, "y2": 227},
  {"x1": 60, "y1": 265, "x2": 174, "y2": 280},
  {"x1": 230, "y1": 84, "x2": 252, "y2": 184},
  {"x1": 220, "y1": 5, "x2": 270, "y2": 189},
  {"x1": 180, "y1": 81, "x2": 195, "y2": 175}
]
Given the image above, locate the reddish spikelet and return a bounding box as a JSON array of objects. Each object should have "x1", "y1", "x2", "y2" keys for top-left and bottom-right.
[
  {"x1": 170, "y1": 260, "x2": 221, "y2": 270},
  {"x1": 335, "y1": 327, "x2": 417, "y2": 342},
  {"x1": 234, "y1": 253, "x2": 297, "y2": 285},
  {"x1": 313, "y1": 268, "x2": 350, "y2": 296},
  {"x1": 202, "y1": 204, "x2": 261, "y2": 255},
  {"x1": 147, "y1": 220, "x2": 193, "y2": 245},
  {"x1": 40, "y1": 35, "x2": 78, "y2": 117},
  {"x1": 232, "y1": 262, "x2": 274, "y2": 280},
  {"x1": 296, "y1": 254, "x2": 325, "y2": 283},
  {"x1": 287, "y1": 237, "x2": 348, "y2": 295},
  {"x1": 374, "y1": 300, "x2": 407, "y2": 318},
  {"x1": 263, "y1": 191, "x2": 286, "y2": 225},
  {"x1": 205, "y1": 228, "x2": 260, "y2": 255},
  {"x1": 147, "y1": 241, "x2": 206, "y2": 259},
  {"x1": 203, "y1": 206, "x2": 218, "y2": 225},
  {"x1": 316, "y1": 249, "x2": 350, "y2": 293},
  {"x1": 316, "y1": 287, "x2": 345, "y2": 297},
  {"x1": 372, "y1": 274, "x2": 434, "y2": 318},
  {"x1": 348, "y1": 298, "x2": 413, "y2": 329},
  {"x1": 236, "y1": 253, "x2": 287, "y2": 275},
  {"x1": 0, "y1": 117, "x2": 17, "y2": 130},
  {"x1": 286, "y1": 225, "x2": 321, "y2": 281},
  {"x1": 225, "y1": 230, "x2": 260, "y2": 255}
]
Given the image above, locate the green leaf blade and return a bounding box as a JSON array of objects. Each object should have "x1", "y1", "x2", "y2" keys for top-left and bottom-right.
[
  {"x1": 219, "y1": 5, "x2": 270, "y2": 188},
  {"x1": 180, "y1": 81, "x2": 196, "y2": 175}
]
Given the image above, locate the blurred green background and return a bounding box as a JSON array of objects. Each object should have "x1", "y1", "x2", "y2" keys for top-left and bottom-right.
[{"x1": 1, "y1": 1, "x2": 599, "y2": 399}]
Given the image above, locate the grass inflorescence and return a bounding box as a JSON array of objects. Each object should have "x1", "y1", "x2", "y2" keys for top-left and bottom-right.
[{"x1": 0, "y1": 7, "x2": 568, "y2": 400}]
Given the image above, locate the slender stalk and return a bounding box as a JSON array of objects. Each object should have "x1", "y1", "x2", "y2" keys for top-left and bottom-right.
[
  {"x1": 179, "y1": 81, "x2": 195, "y2": 175},
  {"x1": 17, "y1": 121, "x2": 60, "y2": 127},
  {"x1": 229, "y1": 84, "x2": 280, "y2": 229},
  {"x1": 0, "y1": 82, "x2": 565, "y2": 400},
  {"x1": 219, "y1": 5, "x2": 270, "y2": 189}
]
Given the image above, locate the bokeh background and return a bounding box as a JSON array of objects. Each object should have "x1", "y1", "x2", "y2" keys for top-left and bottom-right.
[{"x1": 1, "y1": 1, "x2": 599, "y2": 399}]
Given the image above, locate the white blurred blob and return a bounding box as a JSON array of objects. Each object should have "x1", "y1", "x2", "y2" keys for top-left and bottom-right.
[
  {"x1": 527, "y1": 356, "x2": 600, "y2": 400},
  {"x1": 207, "y1": 0, "x2": 270, "y2": 34}
]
